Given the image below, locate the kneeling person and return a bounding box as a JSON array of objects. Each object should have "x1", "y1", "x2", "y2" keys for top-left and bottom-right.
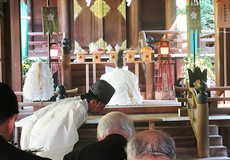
[
  {"x1": 100, "y1": 51, "x2": 143, "y2": 105},
  {"x1": 20, "y1": 80, "x2": 115, "y2": 160}
]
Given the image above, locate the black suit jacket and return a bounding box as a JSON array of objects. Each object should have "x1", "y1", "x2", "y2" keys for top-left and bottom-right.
[
  {"x1": 64, "y1": 134, "x2": 127, "y2": 160},
  {"x1": 0, "y1": 135, "x2": 50, "y2": 160}
]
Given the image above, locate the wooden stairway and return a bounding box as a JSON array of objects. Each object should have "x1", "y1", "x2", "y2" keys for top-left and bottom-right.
[
  {"x1": 176, "y1": 124, "x2": 229, "y2": 159},
  {"x1": 74, "y1": 114, "x2": 230, "y2": 160}
]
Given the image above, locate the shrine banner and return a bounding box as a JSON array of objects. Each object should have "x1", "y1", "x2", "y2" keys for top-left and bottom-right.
[
  {"x1": 217, "y1": 0, "x2": 230, "y2": 28},
  {"x1": 186, "y1": 6, "x2": 201, "y2": 31},
  {"x1": 42, "y1": 7, "x2": 59, "y2": 36}
]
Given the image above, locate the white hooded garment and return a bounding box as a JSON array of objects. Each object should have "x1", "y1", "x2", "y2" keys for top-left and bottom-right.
[
  {"x1": 20, "y1": 97, "x2": 88, "y2": 160},
  {"x1": 100, "y1": 67, "x2": 143, "y2": 105}
]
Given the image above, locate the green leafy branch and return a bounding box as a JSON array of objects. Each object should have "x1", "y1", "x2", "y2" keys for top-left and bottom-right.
[{"x1": 182, "y1": 48, "x2": 215, "y2": 85}]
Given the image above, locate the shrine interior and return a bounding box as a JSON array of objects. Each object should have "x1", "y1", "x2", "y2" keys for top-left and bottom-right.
[{"x1": 1, "y1": 0, "x2": 230, "y2": 159}]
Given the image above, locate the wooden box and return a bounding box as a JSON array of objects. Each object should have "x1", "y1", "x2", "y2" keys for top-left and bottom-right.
[
  {"x1": 124, "y1": 50, "x2": 137, "y2": 62},
  {"x1": 107, "y1": 51, "x2": 119, "y2": 62},
  {"x1": 91, "y1": 51, "x2": 104, "y2": 62},
  {"x1": 74, "y1": 51, "x2": 87, "y2": 62},
  {"x1": 141, "y1": 50, "x2": 154, "y2": 61}
]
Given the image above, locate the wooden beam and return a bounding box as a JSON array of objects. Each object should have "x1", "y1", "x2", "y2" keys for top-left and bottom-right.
[
  {"x1": 165, "y1": 0, "x2": 176, "y2": 39},
  {"x1": 128, "y1": 0, "x2": 141, "y2": 48},
  {"x1": 58, "y1": 0, "x2": 70, "y2": 39},
  {"x1": 61, "y1": 35, "x2": 72, "y2": 89},
  {"x1": 93, "y1": 105, "x2": 180, "y2": 115},
  {"x1": 214, "y1": 1, "x2": 224, "y2": 96},
  {"x1": 27, "y1": 0, "x2": 33, "y2": 51},
  {"x1": 145, "y1": 62, "x2": 154, "y2": 100},
  {"x1": 10, "y1": 0, "x2": 22, "y2": 92}
]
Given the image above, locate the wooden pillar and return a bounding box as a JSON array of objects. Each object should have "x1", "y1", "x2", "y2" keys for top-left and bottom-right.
[
  {"x1": 61, "y1": 34, "x2": 71, "y2": 89},
  {"x1": 27, "y1": 0, "x2": 34, "y2": 51},
  {"x1": 197, "y1": 81, "x2": 209, "y2": 158},
  {"x1": 128, "y1": 0, "x2": 141, "y2": 48},
  {"x1": 145, "y1": 62, "x2": 154, "y2": 99},
  {"x1": 10, "y1": 0, "x2": 22, "y2": 91},
  {"x1": 57, "y1": 0, "x2": 70, "y2": 40},
  {"x1": 149, "y1": 122, "x2": 155, "y2": 130},
  {"x1": 165, "y1": 0, "x2": 176, "y2": 39},
  {"x1": 214, "y1": 1, "x2": 229, "y2": 91},
  {"x1": 0, "y1": 1, "x2": 5, "y2": 82}
]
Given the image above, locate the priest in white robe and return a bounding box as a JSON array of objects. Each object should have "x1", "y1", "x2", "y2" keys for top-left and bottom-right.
[
  {"x1": 100, "y1": 51, "x2": 143, "y2": 105},
  {"x1": 20, "y1": 80, "x2": 115, "y2": 160}
]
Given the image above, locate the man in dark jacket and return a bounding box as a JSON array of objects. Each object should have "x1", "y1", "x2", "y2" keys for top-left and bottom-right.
[
  {"x1": 64, "y1": 111, "x2": 135, "y2": 160},
  {"x1": 0, "y1": 82, "x2": 50, "y2": 160}
]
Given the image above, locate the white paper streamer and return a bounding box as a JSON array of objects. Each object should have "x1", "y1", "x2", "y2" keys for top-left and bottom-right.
[
  {"x1": 126, "y1": 0, "x2": 132, "y2": 6},
  {"x1": 86, "y1": 0, "x2": 91, "y2": 7},
  {"x1": 23, "y1": 59, "x2": 54, "y2": 101}
]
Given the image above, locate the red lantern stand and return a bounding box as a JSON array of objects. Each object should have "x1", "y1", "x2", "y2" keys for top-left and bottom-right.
[
  {"x1": 50, "y1": 41, "x2": 62, "y2": 85},
  {"x1": 155, "y1": 39, "x2": 174, "y2": 100}
]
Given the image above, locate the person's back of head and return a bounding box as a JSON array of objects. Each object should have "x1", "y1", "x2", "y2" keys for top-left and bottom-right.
[
  {"x1": 0, "y1": 83, "x2": 18, "y2": 125},
  {"x1": 126, "y1": 130, "x2": 176, "y2": 160},
  {"x1": 116, "y1": 51, "x2": 124, "y2": 68},
  {"x1": 97, "y1": 111, "x2": 135, "y2": 140},
  {"x1": 0, "y1": 82, "x2": 19, "y2": 141}
]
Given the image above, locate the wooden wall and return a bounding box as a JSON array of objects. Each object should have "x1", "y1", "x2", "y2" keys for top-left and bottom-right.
[
  {"x1": 29, "y1": 0, "x2": 58, "y2": 42},
  {"x1": 27, "y1": 0, "x2": 166, "y2": 51},
  {"x1": 141, "y1": 0, "x2": 166, "y2": 42}
]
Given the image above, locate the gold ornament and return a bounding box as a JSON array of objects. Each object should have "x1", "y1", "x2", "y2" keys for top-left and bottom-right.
[
  {"x1": 96, "y1": 38, "x2": 108, "y2": 49},
  {"x1": 117, "y1": 0, "x2": 126, "y2": 20},
  {"x1": 120, "y1": 40, "x2": 127, "y2": 50},
  {"x1": 74, "y1": 0, "x2": 82, "y2": 20},
  {"x1": 90, "y1": 0, "x2": 110, "y2": 19}
]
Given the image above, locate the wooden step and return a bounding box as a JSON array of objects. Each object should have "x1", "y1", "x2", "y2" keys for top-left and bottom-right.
[
  {"x1": 173, "y1": 136, "x2": 196, "y2": 147},
  {"x1": 209, "y1": 125, "x2": 219, "y2": 135},
  {"x1": 177, "y1": 156, "x2": 230, "y2": 160},
  {"x1": 159, "y1": 126, "x2": 194, "y2": 137},
  {"x1": 210, "y1": 135, "x2": 223, "y2": 146},
  {"x1": 177, "y1": 147, "x2": 229, "y2": 159},
  {"x1": 210, "y1": 146, "x2": 228, "y2": 157},
  {"x1": 176, "y1": 147, "x2": 197, "y2": 159}
]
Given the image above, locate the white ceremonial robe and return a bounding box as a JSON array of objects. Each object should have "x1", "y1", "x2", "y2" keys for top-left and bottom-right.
[
  {"x1": 100, "y1": 68, "x2": 143, "y2": 105},
  {"x1": 20, "y1": 97, "x2": 88, "y2": 160}
]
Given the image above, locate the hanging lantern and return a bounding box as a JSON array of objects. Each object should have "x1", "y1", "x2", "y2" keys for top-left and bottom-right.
[
  {"x1": 158, "y1": 39, "x2": 170, "y2": 56},
  {"x1": 50, "y1": 41, "x2": 60, "y2": 58}
]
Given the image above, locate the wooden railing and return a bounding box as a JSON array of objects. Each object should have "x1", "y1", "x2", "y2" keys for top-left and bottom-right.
[
  {"x1": 176, "y1": 82, "x2": 209, "y2": 158},
  {"x1": 15, "y1": 87, "x2": 78, "y2": 109},
  {"x1": 27, "y1": 32, "x2": 63, "y2": 57},
  {"x1": 175, "y1": 83, "x2": 230, "y2": 158}
]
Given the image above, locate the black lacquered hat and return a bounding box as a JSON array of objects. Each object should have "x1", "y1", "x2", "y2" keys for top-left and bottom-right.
[
  {"x1": 90, "y1": 80, "x2": 115, "y2": 104},
  {"x1": 116, "y1": 51, "x2": 123, "y2": 67}
]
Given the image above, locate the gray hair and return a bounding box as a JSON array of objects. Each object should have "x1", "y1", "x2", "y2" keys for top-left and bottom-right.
[
  {"x1": 97, "y1": 111, "x2": 135, "y2": 139},
  {"x1": 126, "y1": 130, "x2": 176, "y2": 160}
]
